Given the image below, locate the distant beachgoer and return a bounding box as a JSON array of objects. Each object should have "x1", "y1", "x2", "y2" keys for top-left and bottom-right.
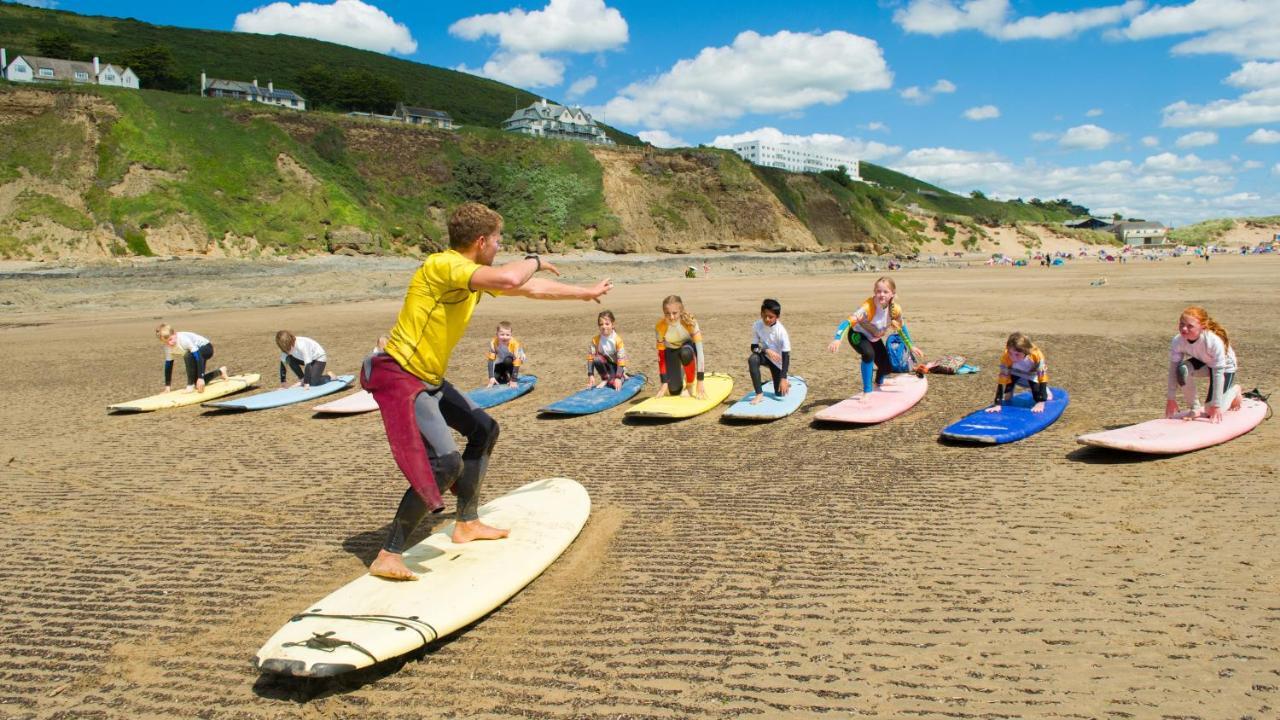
[
  {"x1": 827, "y1": 276, "x2": 924, "y2": 393},
  {"x1": 1166, "y1": 306, "x2": 1241, "y2": 423},
  {"x1": 155, "y1": 323, "x2": 227, "y2": 393},
  {"x1": 654, "y1": 295, "x2": 706, "y2": 399},
  {"x1": 747, "y1": 298, "x2": 791, "y2": 405},
  {"x1": 985, "y1": 332, "x2": 1052, "y2": 414}
]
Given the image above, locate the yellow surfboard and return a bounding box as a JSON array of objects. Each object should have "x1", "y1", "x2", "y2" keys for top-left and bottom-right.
[
  {"x1": 625, "y1": 372, "x2": 733, "y2": 419},
  {"x1": 108, "y1": 373, "x2": 260, "y2": 413}
]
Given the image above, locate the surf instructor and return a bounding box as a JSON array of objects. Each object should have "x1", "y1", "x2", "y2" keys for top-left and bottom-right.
[{"x1": 363, "y1": 202, "x2": 612, "y2": 581}]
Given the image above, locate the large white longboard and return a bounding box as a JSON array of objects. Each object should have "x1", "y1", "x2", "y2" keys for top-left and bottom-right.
[{"x1": 254, "y1": 477, "x2": 590, "y2": 677}]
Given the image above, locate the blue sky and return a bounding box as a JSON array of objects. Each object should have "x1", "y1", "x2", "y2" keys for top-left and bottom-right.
[{"x1": 29, "y1": 0, "x2": 1280, "y2": 225}]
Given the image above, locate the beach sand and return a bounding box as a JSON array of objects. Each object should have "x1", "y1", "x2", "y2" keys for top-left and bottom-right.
[{"x1": 1, "y1": 253, "x2": 1277, "y2": 718}]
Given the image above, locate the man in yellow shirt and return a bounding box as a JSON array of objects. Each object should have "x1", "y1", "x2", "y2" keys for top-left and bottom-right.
[{"x1": 362, "y1": 202, "x2": 611, "y2": 581}]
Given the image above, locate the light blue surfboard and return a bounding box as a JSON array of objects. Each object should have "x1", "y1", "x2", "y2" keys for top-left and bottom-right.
[
  {"x1": 468, "y1": 374, "x2": 537, "y2": 410},
  {"x1": 204, "y1": 374, "x2": 355, "y2": 411},
  {"x1": 939, "y1": 386, "x2": 1069, "y2": 444},
  {"x1": 722, "y1": 376, "x2": 808, "y2": 420},
  {"x1": 539, "y1": 374, "x2": 647, "y2": 415}
]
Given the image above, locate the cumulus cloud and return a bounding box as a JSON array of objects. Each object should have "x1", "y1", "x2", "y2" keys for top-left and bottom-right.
[
  {"x1": 863, "y1": 121, "x2": 889, "y2": 132},
  {"x1": 1086, "y1": 108, "x2": 1104, "y2": 117},
  {"x1": 1175, "y1": 130, "x2": 1218, "y2": 147},
  {"x1": 963, "y1": 104, "x2": 1000, "y2": 120},
  {"x1": 566, "y1": 75, "x2": 598, "y2": 99},
  {"x1": 233, "y1": 0, "x2": 417, "y2": 54},
  {"x1": 932, "y1": 79, "x2": 957, "y2": 93},
  {"x1": 1059, "y1": 123, "x2": 1119, "y2": 149},
  {"x1": 457, "y1": 51, "x2": 565, "y2": 88},
  {"x1": 596, "y1": 30, "x2": 892, "y2": 129},
  {"x1": 1162, "y1": 86, "x2": 1280, "y2": 127},
  {"x1": 711, "y1": 127, "x2": 902, "y2": 163},
  {"x1": 638, "y1": 129, "x2": 688, "y2": 148},
  {"x1": 1227, "y1": 61, "x2": 1280, "y2": 88},
  {"x1": 1142, "y1": 135, "x2": 1161, "y2": 147},
  {"x1": 1031, "y1": 131, "x2": 1056, "y2": 141},
  {"x1": 894, "y1": 0, "x2": 1143, "y2": 40},
  {"x1": 1241, "y1": 160, "x2": 1263, "y2": 169},
  {"x1": 450, "y1": 0, "x2": 627, "y2": 88},
  {"x1": 900, "y1": 86, "x2": 927, "y2": 103},
  {"x1": 1119, "y1": 0, "x2": 1280, "y2": 60},
  {"x1": 1140, "y1": 152, "x2": 1234, "y2": 174},
  {"x1": 1246, "y1": 128, "x2": 1280, "y2": 143}
]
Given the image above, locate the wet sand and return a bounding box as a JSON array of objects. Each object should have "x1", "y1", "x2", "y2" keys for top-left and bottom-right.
[{"x1": 1, "y1": 253, "x2": 1277, "y2": 718}]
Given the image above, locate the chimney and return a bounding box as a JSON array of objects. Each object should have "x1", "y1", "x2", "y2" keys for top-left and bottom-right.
[
  {"x1": 1, "y1": 49, "x2": 7, "y2": 72},
  {"x1": 93, "y1": 56, "x2": 100, "y2": 75},
  {"x1": 253, "y1": 77, "x2": 258, "y2": 88},
  {"x1": 200, "y1": 71, "x2": 206, "y2": 95},
  {"x1": 268, "y1": 80, "x2": 273, "y2": 94}
]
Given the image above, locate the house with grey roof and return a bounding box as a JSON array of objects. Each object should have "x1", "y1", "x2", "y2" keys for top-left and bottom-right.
[
  {"x1": 1113, "y1": 220, "x2": 1168, "y2": 246},
  {"x1": 502, "y1": 99, "x2": 614, "y2": 145},
  {"x1": 200, "y1": 72, "x2": 305, "y2": 111},
  {"x1": 393, "y1": 102, "x2": 454, "y2": 129},
  {"x1": 1063, "y1": 216, "x2": 1113, "y2": 231},
  {"x1": 2, "y1": 49, "x2": 139, "y2": 89}
]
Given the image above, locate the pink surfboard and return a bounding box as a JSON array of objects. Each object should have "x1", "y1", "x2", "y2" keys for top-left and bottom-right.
[
  {"x1": 314, "y1": 390, "x2": 378, "y2": 414},
  {"x1": 1077, "y1": 399, "x2": 1268, "y2": 454},
  {"x1": 815, "y1": 374, "x2": 927, "y2": 424}
]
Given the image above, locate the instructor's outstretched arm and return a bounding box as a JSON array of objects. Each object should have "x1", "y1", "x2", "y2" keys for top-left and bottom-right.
[{"x1": 504, "y1": 276, "x2": 613, "y2": 302}]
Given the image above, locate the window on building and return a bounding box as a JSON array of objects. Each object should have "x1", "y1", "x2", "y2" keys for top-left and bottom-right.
[
  {"x1": 75, "y1": 71, "x2": 89, "y2": 81},
  {"x1": 38, "y1": 68, "x2": 54, "y2": 78}
]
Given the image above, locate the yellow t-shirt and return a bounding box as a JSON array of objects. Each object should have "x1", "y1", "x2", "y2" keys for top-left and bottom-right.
[{"x1": 386, "y1": 250, "x2": 499, "y2": 385}]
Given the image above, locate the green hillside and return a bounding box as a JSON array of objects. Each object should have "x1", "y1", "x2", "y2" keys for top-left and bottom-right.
[
  {"x1": 0, "y1": 2, "x2": 641, "y2": 144},
  {"x1": 860, "y1": 162, "x2": 1083, "y2": 225}
]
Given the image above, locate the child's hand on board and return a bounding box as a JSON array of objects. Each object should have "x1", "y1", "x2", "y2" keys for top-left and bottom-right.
[
  {"x1": 508, "y1": 380, "x2": 519, "y2": 388},
  {"x1": 486, "y1": 378, "x2": 498, "y2": 388},
  {"x1": 610, "y1": 378, "x2": 622, "y2": 390},
  {"x1": 1205, "y1": 405, "x2": 1223, "y2": 423},
  {"x1": 985, "y1": 404, "x2": 1002, "y2": 413},
  {"x1": 778, "y1": 377, "x2": 790, "y2": 396},
  {"x1": 694, "y1": 381, "x2": 706, "y2": 400}
]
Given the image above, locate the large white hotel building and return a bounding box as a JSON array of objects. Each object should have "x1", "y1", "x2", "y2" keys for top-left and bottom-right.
[{"x1": 730, "y1": 141, "x2": 861, "y2": 179}]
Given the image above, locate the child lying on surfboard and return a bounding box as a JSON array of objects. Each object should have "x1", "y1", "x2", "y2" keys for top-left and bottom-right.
[
  {"x1": 587, "y1": 310, "x2": 630, "y2": 390},
  {"x1": 1167, "y1": 306, "x2": 1242, "y2": 423},
  {"x1": 826, "y1": 276, "x2": 923, "y2": 393},
  {"x1": 485, "y1": 321, "x2": 527, "y2": 389},
  {"x1": 985, "y1": 332, "x2": 1052, "y2": 414},
  {"x1": 747, "y1": 298, "x2": 791, "y2": 405},
  {"x1": 155, "y1": 323, "x2": 228, "y2": 393}
]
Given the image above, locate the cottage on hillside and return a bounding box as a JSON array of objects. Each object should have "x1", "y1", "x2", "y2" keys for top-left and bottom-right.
[
  {"x1": 200, "y1": 72, "x2": 305, "y2": 111},
  {"x1": 393, "y1": 102, "x2": 454, "y2": 129},
  {"x1": 2, "y1": 49, "x2": 139, "y2": 89},
  {"x1": 1063, "y1": 216, "x2": 1113, "y2": 231},
  {"x1": 1113, "y1": 220, "x2": 1168, "y2": 246},
  {"x1": 502, "y1": 98, "x2": 614, "y2": 145}
]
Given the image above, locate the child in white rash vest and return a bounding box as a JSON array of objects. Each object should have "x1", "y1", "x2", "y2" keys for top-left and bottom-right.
[
  {"x1": 747, "y1": 298, "x2": 791, "y2": 405},
  {"x1": 155, "y1": 323, "x2": 228, "y2": 393},
  {"x1": 587, "y1": 310, "x2": 629, "y2": 390},
  {"x1": 276, "y1": 330, "x2": 334, "y2": 389},
  {"x1": 1167, "y1": 305, "x2": 1242, "y2": 423}
]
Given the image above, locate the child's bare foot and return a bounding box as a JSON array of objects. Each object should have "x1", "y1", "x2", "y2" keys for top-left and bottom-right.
[
  {"x1": 452, "y1": 519, "x2": 509, "y2": 543},
  {"x1": 750, "y1": 394, "x2": 764, "y2": 405},
  {"x1": 1230, "y1": 395, "x2": 1242, "y2": 411},
  {"x1": 369, "y1": 550, "x2": 418, "y2": 580},
  {"x1": 218, "y1": 366, "x2": 229, "y2": 381}
]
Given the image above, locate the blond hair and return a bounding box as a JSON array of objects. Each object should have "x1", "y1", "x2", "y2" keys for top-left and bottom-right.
[
  {"x1": 662, "y1": 294, "x2": 697, "y2": 328},
  {"x1": 155, "y1": 323, "x2": 174, "y2": 340}
]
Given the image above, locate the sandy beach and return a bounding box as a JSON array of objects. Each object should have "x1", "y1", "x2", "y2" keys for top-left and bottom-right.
[{"x1": 1, "y1": 252, "x2": 1277, "y2": 718}]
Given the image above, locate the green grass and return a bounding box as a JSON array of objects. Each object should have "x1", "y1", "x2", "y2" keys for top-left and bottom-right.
[
  {"x1": 11, "y1": 192, "x2": 93, "y2": 230},
  {"x1": 1166, "y1": 216, "x2": 1280, "y2": 246}
]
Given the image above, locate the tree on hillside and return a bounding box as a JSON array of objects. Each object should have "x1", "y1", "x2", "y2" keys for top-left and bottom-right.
[
  {"x1": 820, "y1": 164, "x2": 854, "y2": 187},
  {"x1": 119, "y1": 44, "x2": 184, "y2": 91},
  {"x1": 970, "y1": 190, "x2": 987, "y2": 200},
  {"x1": 296, "y1": 65, "x2": 401, "y2": 114},
  {"x1": 36, "y1": 31, "x2": 83, "y2": 60}
]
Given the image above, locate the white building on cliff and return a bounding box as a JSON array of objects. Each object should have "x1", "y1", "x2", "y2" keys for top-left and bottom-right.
[
  {"x1": 2, "y1": 49, "x2": 139, "y2": 89},
  {"x1": 200, "y1": 72, "x2": 305, "y2": 111},
  {"x1": 731, "y1": 140, "x2": 860, "y2": 178},
  {"x1": 502, "y1": 99, "x2": 614, "y2": 145}
]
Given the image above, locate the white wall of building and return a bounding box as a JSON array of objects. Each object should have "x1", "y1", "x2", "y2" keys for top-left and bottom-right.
[{"x1": 731, "y1": 141, "x2": 861, "y2": 178}]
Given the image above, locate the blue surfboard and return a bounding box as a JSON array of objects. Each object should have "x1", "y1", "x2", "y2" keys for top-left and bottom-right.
[
  {"x1": 204, "y1": 374, "x2": 355, "y2": 411},
  {"x1": 722, "y1": 376, "x2": 808, "y2": 420},
  {"x1": 468, "y1": 374, "x2": 537, "y2": 409},
  {"x1": 939, "y1": 386, "x2": 1069, "y2": 444},
  {"x1": 539, "y1": 374, "x2": 646, "y2": 415}
]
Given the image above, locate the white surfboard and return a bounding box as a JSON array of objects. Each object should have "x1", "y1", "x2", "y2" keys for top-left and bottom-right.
[{"x1": 253, "y1": 477, "x2": 590, "y2": 677}]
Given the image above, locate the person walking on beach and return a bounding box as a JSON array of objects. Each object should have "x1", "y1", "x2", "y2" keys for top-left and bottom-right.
[{"x1": 363, "y1": 202, "x2": 612, "y2": 581}]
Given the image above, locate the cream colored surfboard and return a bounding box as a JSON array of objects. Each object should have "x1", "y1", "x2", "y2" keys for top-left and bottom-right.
[
  {"x1": 254, "y1": 477, "x2": 590, "y2": 677},
  {"x1": 624, "y1": 372, "x2": 734, "y2": 418},
  {"x1": 108, "y1": 373, "x2": 260, "y2": 413}
]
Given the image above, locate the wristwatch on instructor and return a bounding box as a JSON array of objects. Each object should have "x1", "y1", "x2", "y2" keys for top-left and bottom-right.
[{"x1": 524, "y1": 254, "x2": 541, "y2": 271}]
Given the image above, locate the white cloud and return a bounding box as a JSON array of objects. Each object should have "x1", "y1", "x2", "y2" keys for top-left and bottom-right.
[
  {"x1": 894, "y1": 0, "x2": 1144, "y2": 40},
  {"x1": 1142, "y1": 135, "x2": 1161, "y2": 147},
  {"x1": 900, "y1": 86, "x2": 927, "y2": 103},
  {"x1": 1273, "y1": 163, "x2": 1280, "y2": 176},
  {"x1": 233, "y1": 0, "x2": 417, "y2": 54},
  {"x1": 638, "y1": 130, "x2": 688, "y2": 148},
  {"x1": 11, "y1": 0, "x2": 58, "y2": 7},
  {"x1": 566, "y1": 75, "x2": 598, "y2": 99},
  {"x1": 901, "y1": 79, "x2": 954, "y2": 104},
  {"x1": 1059, "y1": 123, "x2": 1119, "y2": 150},
  {"x1": 1086, "y1": 108, "x2": 1104, "y2": 117},
  {"x1": 1120, "y1": 0, "x2": 1280, "y2": 60},
  {"x1": 450, "y1": 0, "x2": 627, "y2": 89},
  {"x1": 1141, "y1": 152, "x2": 1234, "y2": 174},
  {"x1": 1031, "y1": 131, "x2": 1056, "y2": 142},
  {"x1": 1162, "y1": 86, "x2": 1280, "y2": 127},
  {"x1": 450, "y1": 0, "x2": 627, "y2": 54},
  {"x1": 456, "y1": 51, "x2": 565, "y2": 88},
  {"x1": 1246, "y1": 128, "x2": 1280, "y2": 143},
  {"x1": 596, "y1": 30, "x2": 892, "y2": 129},
  {"x1": 1175, "y1": 130, "x2": 1219, "y2": 147},
  {"x1": 963, "y1": 104, "x2": 1000, "y2": 120},
  {"x1": 863, "y1": 121, "x2": 889, "y2": 132},
  {"x1": 1226, "y1": 61, "x2": 1280, "y2": 89},
  {"x1": 932, "y1": 79, "x2": 957, "y2": 93},
  {"x1": 1241, "y1": 160, "x2": 1263, "y2": 170},
  {"x1": 711, "y1": 127, "x2": 902, "y2": 162}
]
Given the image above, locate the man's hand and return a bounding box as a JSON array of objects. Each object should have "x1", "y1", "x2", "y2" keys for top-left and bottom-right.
[{"x1": 584, "y1": 278, "x2": 613, "y2": 303}]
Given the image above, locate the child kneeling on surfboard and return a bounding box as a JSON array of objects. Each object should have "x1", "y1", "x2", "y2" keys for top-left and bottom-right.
[
  {"x1": 654, "y1": 295, "x2": 707, "y2": 400},
  {"x1": 485, "y1": 321, "x2": 527, "y2": 389},
  {"x1": 985, "y1": 332, "x2": 1052, "y2": 414},
  {"x1": 155, "y1": 323, "x2": 228, "y2": 393},
  {"x1": 747, "y1": 298, "x2": 791, "y2": 405},
  {"x1": 276, "y1": 331, "x2": 334, "y2": 389},
  {"x1": 826, "y1": 276, "x2": 923, "y2": 393},
  {"x1": 1167, "y1": 306, "x2": 1242, "y2": 423},
  {"x1": 587, "y1": 310, "x2": 629, "y2": 390},
  {"x1": 363, "y1": 202, "x2": 612, "y2": 581}
]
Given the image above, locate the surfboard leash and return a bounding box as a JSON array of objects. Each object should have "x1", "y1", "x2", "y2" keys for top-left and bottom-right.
[{"x1": 1242, "y1": 387, "x2": 1273, "y2": 420}]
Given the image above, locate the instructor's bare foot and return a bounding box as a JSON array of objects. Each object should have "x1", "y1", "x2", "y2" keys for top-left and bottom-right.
[
  {"x1": 369, "y1": 550, "x2": 418, "y2": 581},
  {"x1": 452, "y1": 519, "x2": 509, "y2": 543}
]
